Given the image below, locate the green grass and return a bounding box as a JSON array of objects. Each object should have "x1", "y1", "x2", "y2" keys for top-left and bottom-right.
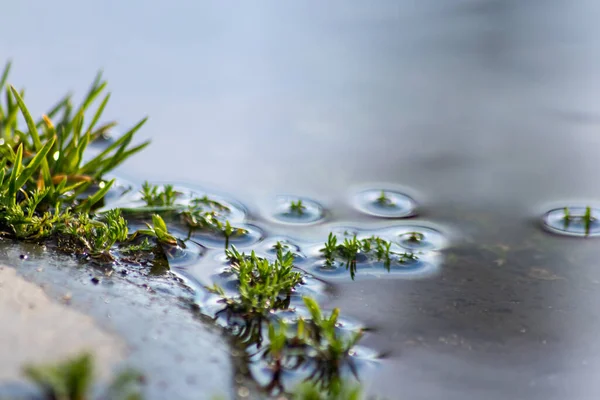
[
  {"x1": 214, "y1": 245, "x2": 303, "y2": 318},
  {"x1": 23, "y1": 352, "x2": 143, "y2": 400},
  {"x1": 262, "y1": 297, "x2": 363, "y2": 395},
  {"x1": 1, "y1": 62, "x2": 149, "y2": 189},
  {"x1": 1, "y1": 61, "x2": 368, "y2": 398}
]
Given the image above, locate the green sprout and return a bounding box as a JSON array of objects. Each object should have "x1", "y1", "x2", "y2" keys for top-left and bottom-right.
[
  {"x1": 563, "y1": 207, "x2": 571, "y2": 221},
  {"x1": 290, "y1": 199, "x2": 306, "y2": 215},
  {"x1": 181, "y1": 200, "x2": 243, "y2": 240},
  {"x1": 222, "y1": 220, "x2": 235, "y2": 249},
  {"x1": 1, "y1": 62, "x2": 373, "y2": 395},
  {"x1": 272, "y1": 241, "x2": 291, "y2": 252},
  {"x1": 59, "y1": 208, "x2": 128, "y2": 260},
  {"x1": 339, "y1": 235, "x2": 361, "y2": 279},
  {"x1": 376, "y1": 190, "x2": 394, "y2": 207},
  {"x1": 217, "y1": 245, "x2": 302, "y2": 318},
  {"x1": 562, "y1": 206, "x2": 595, "y2": 235},
  {"x1": 320, "y1": 233, "x2": 338, "y2": 268},
  {"x1": 130, "y1": 214, "x2": 180, "y2": 247},
  {"x1": 407, "y1": 231, "x2": 424, "y2": 243},
  {"x1": 319, "y1": 233, "x2": 418, "y2": 278},
  {"x1": 23, "y1": 352, "x2": 144, "y2": 400},
  {"x1": 140, "y1": 182, "x2": 180, "y2": 207},
  {"x1": 261, "y1": 297, "x2": 363, "y2": 395},
  {"x1": 209, "y1": 244, "x2": 305, "y2": 349}
]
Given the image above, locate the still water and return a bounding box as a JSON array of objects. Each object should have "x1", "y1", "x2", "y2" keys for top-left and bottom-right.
[{"x1": 3, "y1": 1, "x2": 600, "y2": 399}]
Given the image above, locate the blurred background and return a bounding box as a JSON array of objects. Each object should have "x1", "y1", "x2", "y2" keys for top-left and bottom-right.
[{"x1": 2, "y1": 0, "x2": 600, "y2": 215}]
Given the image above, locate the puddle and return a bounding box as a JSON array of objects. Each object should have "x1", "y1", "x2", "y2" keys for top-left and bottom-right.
[{"x1": 6, "y1": 1, "x2": 600, "y2": 398}]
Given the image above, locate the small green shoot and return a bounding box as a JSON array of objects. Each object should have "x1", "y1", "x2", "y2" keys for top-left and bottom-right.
[
  {"x1": 320, "y1": 233, "x2": 418, "y2": 278},
  {"x1": 131, "y1": 214, "x2": 180, "y2": 247},
  {"x1": 407, "y1": 231, "x2": 424, "y2": 243},
  {"x1": 290, "y1": 199, "x2": 306, "y2": 215},
  {"x1": 376, "y1": 190, "x2": 394, "y2": 207},
  {"x1": 1, "y1": 62, "x2": 371, "y2": 395},
  {"x1": 219, "y1": 245, "x2": 302, "y2": 317},
  {"x1": 584, "y1": 206, "x2": 593, "y2": 236},
  {"x1": 22, "y1": 352, "x2": 144, "y2": 400},
  {"x1": 140, "y1": 182, "x2": 180, "y2": 207},
  {"x1": 320, "y1": 233, "x2": 338, "y2": 268}
]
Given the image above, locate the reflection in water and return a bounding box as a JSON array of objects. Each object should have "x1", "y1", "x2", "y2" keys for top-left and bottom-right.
[{"x1": 4, "y1": 0, "x2": 600, "y2": 398}]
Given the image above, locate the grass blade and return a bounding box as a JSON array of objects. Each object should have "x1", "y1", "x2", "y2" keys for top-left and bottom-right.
[
  {"x1": 8, "y1": 144, "x2": 23, "y2": 201},
  {"x1": 10, "y1": 86, "x2": 41, "y2": 149},
  {"x1": 79, "y1": 117, "x2": 147, "y2": 176},
  {"x1": 10, "y1": 86, "x2": 53, "y2": 187},
  {"x1": 16, "y1": 136, "x2": 56, "y2": 189},
  {"x1": 0, "y1": 60, "x2": 11, "y2": 118},
  {"x1": 86, "y1": 93, "x2": 110, "y2": 135},
  {"x1": 78, "y1": 178, "x2": 114, "y2": 211}
]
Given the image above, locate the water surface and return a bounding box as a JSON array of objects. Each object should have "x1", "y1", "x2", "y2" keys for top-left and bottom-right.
[{"x1": 3, "y1": 1, "x2": 600, "y2": 398}]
